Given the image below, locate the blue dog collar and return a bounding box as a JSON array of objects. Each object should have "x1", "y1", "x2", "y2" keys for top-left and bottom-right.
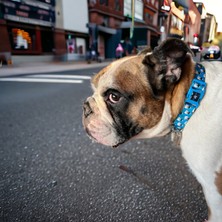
[{"x1": 172, "y1": 63, "x2": 207, "y2": 132}]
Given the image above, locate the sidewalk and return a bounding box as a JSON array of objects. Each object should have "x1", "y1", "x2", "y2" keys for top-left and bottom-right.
[
  {"x1": 0, "y1": 60, "x2": 113, "y2": 77},
  {"x1": 0, "y1": 55, "x2": 202, "y2": 78}
]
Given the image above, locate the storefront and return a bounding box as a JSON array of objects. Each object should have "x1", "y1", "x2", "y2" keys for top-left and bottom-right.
[
  {"x1": 65, "y1": 32, "x2": 86, "y2": 55},
  {"x1": 0, "y1": 0, "x2": 55, "y2": 60},
  {"x1": 7, "y1": 23, "x2": 54, "y2": 55}
]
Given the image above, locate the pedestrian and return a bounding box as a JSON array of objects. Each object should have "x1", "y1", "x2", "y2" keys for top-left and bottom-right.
[
  {"x1": 115, "y1": 43, "x2": 124, "y2": 59},
  {"x1": 122, "y1": 37, "x2": 133, "y2": 56}
]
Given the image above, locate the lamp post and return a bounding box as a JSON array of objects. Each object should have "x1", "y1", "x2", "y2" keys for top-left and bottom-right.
[{"x1": 130, "y1": 0, "x2": 135, "y2": 39}]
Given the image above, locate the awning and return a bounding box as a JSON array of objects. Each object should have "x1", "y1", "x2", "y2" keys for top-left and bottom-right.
[
  {"x1": 97, "y1": 25, "x2": 117, "y2": 35},
  {"x1": 173, "y1": 0, "x2": 189, "y2": 9},
  {"x1": 120, "y1": 21, "x2": 160, "y2": 34}
]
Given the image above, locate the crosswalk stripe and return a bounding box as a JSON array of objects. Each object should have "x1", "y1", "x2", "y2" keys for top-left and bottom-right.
[
  {"x1": 0, "y1": 77, "x2": 83, "y2": 84},
  {"x1": 30, "y1": 74, "x2": 91, "y2": 79},
  {"x1": 0, "y1": 74, "x2": 92, "y2": 84}
]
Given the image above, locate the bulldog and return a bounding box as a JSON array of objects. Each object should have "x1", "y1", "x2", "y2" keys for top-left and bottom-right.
[{"x1": 82, "y1": 38, "x2": 222, "y2": 222}]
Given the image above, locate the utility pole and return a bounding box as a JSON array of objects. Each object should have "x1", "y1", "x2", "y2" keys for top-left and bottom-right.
[{"x1": 130, "y1": 0, "x2": 135, "y2": 39}]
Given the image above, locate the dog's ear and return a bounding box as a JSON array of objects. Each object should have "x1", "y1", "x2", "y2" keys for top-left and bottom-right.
[{"x1": 142, "y1": 38, "x2": 193, "y2": 93}]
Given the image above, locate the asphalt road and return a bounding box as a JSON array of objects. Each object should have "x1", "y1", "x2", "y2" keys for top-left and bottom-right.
[{"x1": 0, "y1": 67, "x2": 208, "y2": 222}]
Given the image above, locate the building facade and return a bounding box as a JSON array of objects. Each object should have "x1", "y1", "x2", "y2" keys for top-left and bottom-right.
[
  {"x1": 203, "y1": 13, "x2": 217, "y2": 43},
  {"x1": 0, "y1": 0, "x2": 89, "y2": 64},
  {"x1": 88, "y1": 0, "x2": 203, "y2": 59},
  {"x1": 194, "y1": 1, "x2": 217, "y2": 45},
  {"x1": 0, "y1": 0, "x2": 55, "y2": 63},
  {"x1": 55, "y1": 0, "x2": 89, "y2": 61},
  {"x1": 88, "y1": 0, "x2": 124, "y2": 59},
  {"x1": 159, "y1": 0, "x2": 201, "y2": 45},
  {"x1": 88, "y1": 0, "x2": 160, "y2": 59},
  {"x1": 0, "y1": 0, "x2": 218, "y2": 64}
]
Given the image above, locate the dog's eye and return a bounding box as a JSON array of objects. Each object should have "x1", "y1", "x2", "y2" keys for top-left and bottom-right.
[{"x1": 108, "y1": 93, "x2": 121, "y2": 103}]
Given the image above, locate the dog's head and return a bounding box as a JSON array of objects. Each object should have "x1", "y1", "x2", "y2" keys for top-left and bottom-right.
[{"x1": 82, "y1": 38, "x2": 194, "y2": 147}]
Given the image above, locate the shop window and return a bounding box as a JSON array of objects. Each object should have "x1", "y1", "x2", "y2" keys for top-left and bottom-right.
[
  {"x1": 76, "y1": 38, "x2": 86, "y2": 55},
  {"x1": 66, "y1": 35, "x2": 77, "y2": 54},
  {"x1": 9, "y1": 26, "x2": 55, "y2": 54},
  {"x1": 66, "y1": 36, "x2": 86, "y2": 55},
  {"x1": 12, "y1": 28, "x2": 32, "y2": 50},
  {"x1": 78, "y1": 46, "x2": 83, "y2": 54},
  {"x1": 41, "y1": 30, "x2": 54, "y2": 53}
]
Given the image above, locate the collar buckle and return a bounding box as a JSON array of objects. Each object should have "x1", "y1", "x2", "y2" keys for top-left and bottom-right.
[{"x1": 186, "y1": 78, "x2": 206, "y2": 108}]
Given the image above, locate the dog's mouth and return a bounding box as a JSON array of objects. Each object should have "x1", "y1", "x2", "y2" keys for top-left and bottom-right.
[
  {"x1": 112, "y1": 140, "x2": 125, "y2": 148},
  {"x1": 112, "y1": 144, "x2": 120, "y2": 148},
  {"x1": 85, "y1": 126, "x2": 124, "y2": 148}
]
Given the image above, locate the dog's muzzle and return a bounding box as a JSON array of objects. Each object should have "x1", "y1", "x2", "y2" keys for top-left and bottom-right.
[{"x1": 82, "y1": 97, "x2": 124, "y2": 147}]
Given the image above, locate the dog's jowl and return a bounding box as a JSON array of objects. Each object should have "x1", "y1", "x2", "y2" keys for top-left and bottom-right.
[{"x1": 82, "y1": 38, "x2": 222, "y2": 222}]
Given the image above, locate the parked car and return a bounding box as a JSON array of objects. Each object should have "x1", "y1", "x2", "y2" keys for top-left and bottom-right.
[
  {"x1": 203, "y1": 45, "x2": 221, "y2": 60},
  {"x1": 189, "y1": 44, "x2": 201, "y2": 56}
]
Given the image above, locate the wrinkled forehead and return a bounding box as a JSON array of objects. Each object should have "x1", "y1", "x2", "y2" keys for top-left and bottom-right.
[{"x1": 91, "y1": 55, "x2": 147, "y2": 92}]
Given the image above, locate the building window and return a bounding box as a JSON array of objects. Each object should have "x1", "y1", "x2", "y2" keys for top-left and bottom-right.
[
  {"x1": 89, "y1": 0, "x2": 96, "y2": 6},
  {"x1": 100, "y1": 0, "x2": 108, "y2": 6},
  {"x1": 66, "y1": 35, "x2": 76, "y2": 54},
  {"x1": 124, "y1": 0, "x2": 132, "y2": 17},
  {"x1": 170, "y1": 14, "x2": 184, "y2": 36},
  {"x1": 155, "y1": 1, "x2": 158, "y2": 8},
  {"x1": 135, "y1": 0, "x2": 143, "y2": 20},
  {"x1": 102, "y1": 16, "x2": 109, "y2": 26},
  {"x1": 115, "y1": 0, "x2": 121, "y2": 11},
  {"x1": 11, "y1": 28, "x2": 32, "y2": 50},
  {"x1": 124, "y1": 0, "x2": 143, "y2": 20},
  {"x1": 145, "y1": 12, "x2": 153, "y2": 23}
]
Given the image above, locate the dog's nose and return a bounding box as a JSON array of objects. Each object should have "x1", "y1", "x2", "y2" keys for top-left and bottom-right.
[{"x1": 83, "y1": 101, "x2": 93, "y2": 118}]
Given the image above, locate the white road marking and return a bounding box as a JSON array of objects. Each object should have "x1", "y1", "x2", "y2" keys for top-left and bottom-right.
[
  {"x1": 0, "y1": 77, "x2": 83, "y2": 84},
  {"x1": 0, "y1": 74, "x2": 92, "y2": 84},
  {"x1": 30, "y1": 74, "x2": 91, "y2": 79}
]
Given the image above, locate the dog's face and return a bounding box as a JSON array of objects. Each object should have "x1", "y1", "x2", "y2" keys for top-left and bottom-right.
[{"x1": 82, "y1": 38, "x2": 193, "y2": 147}]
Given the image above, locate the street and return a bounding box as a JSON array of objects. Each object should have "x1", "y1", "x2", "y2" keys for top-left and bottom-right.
[{"x1": 0, "y1": 67, "x2": 208, "y2": 222}]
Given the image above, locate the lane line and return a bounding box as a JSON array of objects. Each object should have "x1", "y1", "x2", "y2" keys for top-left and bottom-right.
[
  {"x1": 0, "y1": 77, "x2": 83, "y2": 84},
  {"x1": 30, "y1": 74, "x2": 91, "y2": 79}
]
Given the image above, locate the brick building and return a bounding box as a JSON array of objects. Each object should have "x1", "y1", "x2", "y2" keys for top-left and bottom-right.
[
  {"x1": 88, "y1": 0, "x2": 160, "y2": 59},
  {"x1": 0, "y1": 0, "x2": 56, "y2": 64},
  {"x1": 55, "y1": 0, "x2": 88, "y2": 61},
  {"x1": 159, "y1": 0, "x2": 201, "y2": 45},
  {"x1": 0, "y1": 0, "x2": 210, "y2": 64},
  {"x1": 0, "y1": 0, "x2": 89, "y2": 64}
]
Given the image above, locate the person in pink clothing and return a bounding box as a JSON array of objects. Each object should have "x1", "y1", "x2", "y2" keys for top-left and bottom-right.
[{"x1": 115, "y1": 43, "x2": 124, "y2": 59}]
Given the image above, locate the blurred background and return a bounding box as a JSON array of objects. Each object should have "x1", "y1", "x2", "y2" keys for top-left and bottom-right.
[{"x1": 0, "y1": 0, "x2": 222, "y2": 66}]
